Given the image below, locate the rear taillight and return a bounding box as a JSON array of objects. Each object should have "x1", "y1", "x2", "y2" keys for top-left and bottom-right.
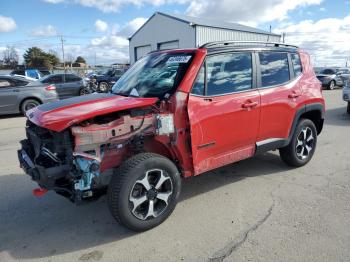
[{"x1": 45, "y1": 85, "x2": 56, "y2": 91}]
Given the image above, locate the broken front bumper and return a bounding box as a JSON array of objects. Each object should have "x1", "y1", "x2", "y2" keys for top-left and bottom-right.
[{"x1": 18, "y1": 140, "x2": 70, "y2": 189}]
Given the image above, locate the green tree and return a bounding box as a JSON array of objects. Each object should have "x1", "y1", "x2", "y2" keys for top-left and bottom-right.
[
  {"x1": 75, "y1": 56, "x2": 86, "y2": 64},
  {"x1": 23, "y1": 47, "x2": 59, "y2": 69}
]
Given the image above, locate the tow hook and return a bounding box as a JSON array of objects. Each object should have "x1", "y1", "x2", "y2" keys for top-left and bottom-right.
[{"x1": 32, "y1": 188, "x2": 48, "y2": 197}]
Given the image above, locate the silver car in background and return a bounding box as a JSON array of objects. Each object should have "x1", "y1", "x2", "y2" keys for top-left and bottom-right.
[{"x1": 0, "y1": 75, "x2": 58, "y2": 115}]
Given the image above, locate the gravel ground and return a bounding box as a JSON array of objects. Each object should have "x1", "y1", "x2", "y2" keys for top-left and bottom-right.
[{"x1": 0, "y1": 89, "x2": 349, "y2": 262}]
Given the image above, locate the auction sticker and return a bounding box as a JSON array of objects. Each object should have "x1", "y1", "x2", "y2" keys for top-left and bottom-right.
[{"x1": 166, "y1": 56, "x2": 192, "y2": 64}]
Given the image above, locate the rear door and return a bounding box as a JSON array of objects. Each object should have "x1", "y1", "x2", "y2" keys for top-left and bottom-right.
[
  {"x1": 188, "y1": 51, "x2": 261, "y2": 175},
  {"x1": 0, "y1": 78, "x2": 18, "y2": 113},
  {"x1": 256, "y1": 51, "x2": 303, "y2": 144},
  {"x1": 63, "y1": 74, "x2": 82, "y2": 97}
]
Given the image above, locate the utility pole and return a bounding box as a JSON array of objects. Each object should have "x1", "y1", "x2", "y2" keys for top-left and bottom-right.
[
  {"x1": 94, "y1": 52, "x2": 96, "y2": 68},
  {"x1": 282, "y1": 32, "x2": 286, "y2": 43},
  {"x1": 60, "y1": 35, "x2": 65, "y2": 73}
]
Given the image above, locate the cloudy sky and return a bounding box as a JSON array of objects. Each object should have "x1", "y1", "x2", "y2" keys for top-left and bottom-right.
[{"x1": 0, "y1": 0, "x2": 349, "y2": 66}]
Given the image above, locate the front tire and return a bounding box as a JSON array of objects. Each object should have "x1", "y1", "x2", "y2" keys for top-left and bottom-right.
[
  {"x1": 279, "y1": 119, "x2": 317, "y2": 167},
  {"x1": 99, "y1": 82, "x2": 109, "y2": 93},
  {"x1": 347, "y1": 102, "x2": 350, "y2": 114},
  {"x1": 107, "y1": 153, "x2": 181, "y2": 232},
  {"x1": 328, "y1": 80, "x2": 336, "y2": 90}
]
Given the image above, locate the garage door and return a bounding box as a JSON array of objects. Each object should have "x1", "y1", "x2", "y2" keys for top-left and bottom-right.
[
  {"x1": 158, "y1": 40, "x2": 179, "y2": 50},
  {"x1": 135, "y1": 45, "x2": 151, "y2": 61}
]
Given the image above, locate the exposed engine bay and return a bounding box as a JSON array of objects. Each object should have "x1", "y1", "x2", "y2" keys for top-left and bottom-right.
[{"x1": 18, "y1": 108, "x2": 175, "y2": 203}]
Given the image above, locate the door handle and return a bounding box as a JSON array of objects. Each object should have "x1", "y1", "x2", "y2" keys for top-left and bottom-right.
[
  {"x1": 13, "y1": 89, "x2": 20, "y2": 92},
  {"x1": 288, "y1": 92, "x2": 301, "y2": 99},
  {"x1": 242, "y1": 101, "x2": 258, "y2": 109},
  {"x1": 203, "y1": 98, "x2": 212, "y2": 102}
]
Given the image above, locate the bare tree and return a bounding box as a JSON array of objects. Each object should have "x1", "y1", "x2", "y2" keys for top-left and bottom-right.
[{"x1": 2, "y1": 46, "x2": 19, "y2": 68}]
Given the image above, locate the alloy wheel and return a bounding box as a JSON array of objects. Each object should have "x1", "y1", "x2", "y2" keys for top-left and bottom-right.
[
  {"x1": 129, "y1": 169, "x2": 173, "y2": 220},
  {"x1": 296, "y1": 126, "x2": 314, "y2": 160}
]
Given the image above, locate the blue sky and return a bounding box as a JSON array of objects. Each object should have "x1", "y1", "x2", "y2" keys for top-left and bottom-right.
[{"x1": 0, "y1": 0, "x2": 349, "y2": 66}]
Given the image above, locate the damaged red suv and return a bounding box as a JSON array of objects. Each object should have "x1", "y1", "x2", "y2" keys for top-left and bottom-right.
[{"x1": 18, "y1": 41, "x2": 325, "y2": 231}]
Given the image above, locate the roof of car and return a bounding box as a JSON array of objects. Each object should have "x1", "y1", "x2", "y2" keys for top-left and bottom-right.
[{"x1": 0, "y1": 75, "x2": 33, "y2": 81}]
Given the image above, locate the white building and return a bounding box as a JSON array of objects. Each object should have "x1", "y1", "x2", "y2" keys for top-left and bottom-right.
[{"x1": 129, "y1": 12, "x2": 281, "y2": 63}]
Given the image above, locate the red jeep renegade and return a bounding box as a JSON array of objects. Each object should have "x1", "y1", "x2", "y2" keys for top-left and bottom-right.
[{"x1": 18, "y1": 41, "x2": 325, "y2": 231}]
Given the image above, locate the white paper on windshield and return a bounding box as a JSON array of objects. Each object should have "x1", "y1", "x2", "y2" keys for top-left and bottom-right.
[{"x1": 166, "y1": 56, "x2": 192, "y2": 64}]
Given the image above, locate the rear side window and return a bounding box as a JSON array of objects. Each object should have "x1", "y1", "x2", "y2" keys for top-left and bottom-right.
[
  {"x1": 44, "y1": 75, "x2": 63, "y2": 84},
  {"x1": 291, "y1": 53, "x2": 302, "y2": 77},
  {"x1": 11, "y1": 70, "x2": 25, "y2": 76},
  {"x1": 259, "y1": 52, "x2": 290, "y2": 88},
  {"x1": 0, "y1": 79, "x2": 11, "y2": 88},
  {"x1": 64, "y1": 74, "x2": 81, "y2": 82}
]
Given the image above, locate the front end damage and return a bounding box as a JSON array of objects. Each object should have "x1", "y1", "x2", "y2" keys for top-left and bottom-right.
[{"x1": 18, "y1": 109, "x2": 175, "y2": 203}]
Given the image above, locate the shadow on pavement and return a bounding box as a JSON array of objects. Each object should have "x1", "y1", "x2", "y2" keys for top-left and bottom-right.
[
  {"x1": 0, "y1": 152, "x2": 290, "y2": 260},
  {"x1": 325, "y1": 106, "x2": 350, "y2": 127}
]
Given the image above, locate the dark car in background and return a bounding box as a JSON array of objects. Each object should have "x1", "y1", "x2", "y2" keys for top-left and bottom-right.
[
  {"x1": 95, "y1": 68, "x2": 125, "y2": 92},
  {"x1": 316, "y1": 68, "x2": 344, "y2": 90},
  {"x1": 0, "y1": 75, "x2": 58, "y2": 115},
  {"x1": 39, "y1": 73, "x2": 87, "y2": 99}
]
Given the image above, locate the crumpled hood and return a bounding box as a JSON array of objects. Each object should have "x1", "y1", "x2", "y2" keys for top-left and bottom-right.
[{"x1": 27, "y1": 93, "x2": 158, "y2": 132}]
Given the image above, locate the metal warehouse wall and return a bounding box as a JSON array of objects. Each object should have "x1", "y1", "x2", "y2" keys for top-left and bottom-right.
[
  {"x1": 129, "y1": 14, "x2": 196, "y2": 63},
  {"x1": 196, "y1": 26, "x2": 281, "y2": 47}
]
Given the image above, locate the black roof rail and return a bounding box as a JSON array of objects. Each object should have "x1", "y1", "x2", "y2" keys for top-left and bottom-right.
[{"x1": 200, "y1": 41, "x2": 298, "y2": 49}]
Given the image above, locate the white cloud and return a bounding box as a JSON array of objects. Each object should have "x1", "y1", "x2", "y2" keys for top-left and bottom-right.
[
  {"x1": 186, "y1": 0, "x2": 323, "y2": 24},
  {"x1": 119, "y1": 17, "x2": 147, "y2": 37},
  {"x1": 95, "y1": 19, "x2": 108, "y2": 32},
  {"x1": 43, "y1": 0, "x2": 190, "y2": 13},
  {"x1": 91, "y1": 35, "x2": 129, "y2": 47},
  {"x1": 29, "y1": 25, "x2": 58, "y2": 36},
  {"x1": 274, "y1": 15, "x2": 350, "y2": 66},
  {"x1": 0, "y1": 15, "x2": 17, "y2": 33},
  {"x1": 42, "y1": 0, "x2": 65, "y2": 3}
]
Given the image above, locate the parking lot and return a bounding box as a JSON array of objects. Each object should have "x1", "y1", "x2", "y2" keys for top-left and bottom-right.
[{"x1": 0, "y1": 89, "x2": 349, "y2": 262}]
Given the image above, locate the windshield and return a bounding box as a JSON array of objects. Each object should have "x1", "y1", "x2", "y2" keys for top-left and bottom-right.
[{"x1": 112, "y1": 52, "x2": 193, "y2": 98}]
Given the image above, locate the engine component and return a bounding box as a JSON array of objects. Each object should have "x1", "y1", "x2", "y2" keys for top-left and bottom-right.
[{"x1": 74, "y1": 156, "x2": 101, "y2": 192}]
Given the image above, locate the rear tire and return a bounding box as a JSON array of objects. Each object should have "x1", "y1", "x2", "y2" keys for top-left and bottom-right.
[
  {"x1": 21, "y1": 99, "x2": 40, "y2": 114},
  {"x1": 347, "y1": 102, "x2": 350, "y2": 114},
  {"x1": 328, "y1": 80, "x2": 335, "y2": 90},
  {"x1": 79, "y1": 87, "x2": 90, "y2": 96},
  {"x1": 279, "y1": 119, "x2": 317, "y2": 167},
  {"x1": 107, "y1": 153, "x2": 181, "y2": 232}
]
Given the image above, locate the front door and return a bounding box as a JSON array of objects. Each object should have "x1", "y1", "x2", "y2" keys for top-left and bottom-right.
[{"x1": 187, "y1": 52, "x2": 261, "y2": 175}]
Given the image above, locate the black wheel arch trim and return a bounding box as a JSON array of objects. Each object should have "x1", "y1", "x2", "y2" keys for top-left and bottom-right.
[{"x1": 255, "y1": 102, "x2": 324, "y2": 155}]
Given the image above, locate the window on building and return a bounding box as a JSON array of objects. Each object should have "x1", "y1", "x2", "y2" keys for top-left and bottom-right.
[{"x1": 259, "y1": 52, "x2": 290, "y2": 87}]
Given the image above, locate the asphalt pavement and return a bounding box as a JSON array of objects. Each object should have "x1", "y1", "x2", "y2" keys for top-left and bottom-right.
[{"x1": 0, "y1": 89, "x2": 349, "y2": 262}]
